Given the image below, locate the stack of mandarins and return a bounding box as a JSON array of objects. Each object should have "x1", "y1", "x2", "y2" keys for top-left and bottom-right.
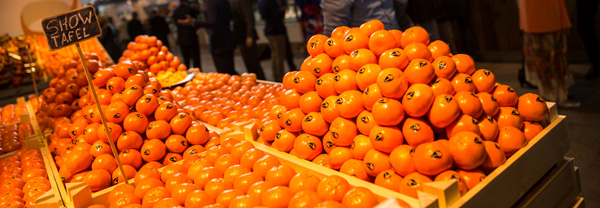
[
  {"x1": 169, "y1": 72, "x2": 285, "y2": 129},
  {"x1": 0, "y1": 148, "x2": 52, "y2": 208},
  {"x1": 257, "y1": 19, "x2": 549, "y2": 198},
  {"x1": 121, "y1": 35, "x2": 187, "y2": 78},
  {"x1": 39, "y1": 37, "x2": 220, "y2": 193},
  {"x1": 89, "y1": 137, "x2": 387, "y2": 208}
]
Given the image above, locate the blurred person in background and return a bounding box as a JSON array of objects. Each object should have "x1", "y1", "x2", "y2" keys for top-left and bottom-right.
[
  {"x1": 393, "y1": 0, "x2": 412, "y2": 31},
  {"x1": 173, "y1": 0, "x2": 201, "y2": 69},
  {"x1": 118, "y1": 18, "x2": 129, "y2": 51},
  {"x1": 181, "y1": 0, "x2": 238, "y2": 75},
  {"x1": 518, "y1": 0, "x2": 580, "y2": 107},
  {"x1": 127, "y1": 12, "x2": 145, "y2": 40},
  {"x1": 99, "y1": 16, "x2": 121, "y2": 61},
  {"x1": 406, "y1": 0, "x2": 441, "y2": 41},
  {"x1": 149, "y1": 10, "x2": 171, "y2": 48},
  {"x1": 321, "y1": 0, "x2": 399, "y2": 36},
  {"x1": 258, "y1": 0, "x2": 288, "y2": 82},
  {"x1": 231, "y1": 0, "x2": 266, "y2": 79},
  {"x1": 295, "y1": 0, "x2": 323, "y2": 42},
  {"x1": 577, "y1": 0, "x2": 600, "y2": 80}
]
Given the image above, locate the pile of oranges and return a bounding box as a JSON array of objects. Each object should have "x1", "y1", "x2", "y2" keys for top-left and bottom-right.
[
  {"x1": 121, "y1": 35, "x2": 187, "y2": 78},
  {"x1": 1, "y1": 104, "x2": 28, "y2": 125},
  {"x1": 85, "y1": 137, "x2": 381, "y2": 208},
  {"x1": 0, "y1": 123, "x2": 34, "y2": 155},
  {"x1": 35, "y1": 36, "x2": 110, "y2": 78},
  {"x1": 0, "y1": 148, "x2": 51, "y2": 208},
  {"x1": 257, "y1": 20, "x2": 549, "y2": 198},
  {"x1": 37, "y1": 37, "x2": 219, "y2": 194},
  {"x1": 169, "y1": 72, "x2": 284, "y2": 129}
]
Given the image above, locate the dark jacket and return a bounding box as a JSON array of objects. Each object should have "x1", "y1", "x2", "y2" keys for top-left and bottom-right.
[
  {"x1": 195, "y1": 0, "x2": 236, "y2": 55},
  {"x1": 127, "y1": 19, "x2": 145, "y2": 39},
  {"x1": 149, "y1": 15, "x2": 171, "y2": 39},
  {"x1": 173, "y1": 3, "x2": 200, "y2": 46},
  {"x1": 258, "y1": 0, "x2": 287, "y2": 35},
  {"x1": 232, "y1": 0, "x2": 259, "y2": 44}
]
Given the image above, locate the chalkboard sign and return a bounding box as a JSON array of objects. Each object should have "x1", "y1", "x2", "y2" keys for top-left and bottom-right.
[{"x1": 40, "y1": 6, "x2": 101, "y2": 50}]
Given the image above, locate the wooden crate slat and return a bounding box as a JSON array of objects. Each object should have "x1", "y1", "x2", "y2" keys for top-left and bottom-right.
[{"x1": 515, "y1": 157, "x2": 580, "y2": 208}]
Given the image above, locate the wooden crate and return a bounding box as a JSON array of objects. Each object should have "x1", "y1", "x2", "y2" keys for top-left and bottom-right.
[{"x1": 514, "y1": 157, "x2": 581, "y2": 208}]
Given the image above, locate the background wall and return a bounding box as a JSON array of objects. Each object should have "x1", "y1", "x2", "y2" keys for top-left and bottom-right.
[{"x1": 0, "y1": 0, "x2": 81, "y2": 36}]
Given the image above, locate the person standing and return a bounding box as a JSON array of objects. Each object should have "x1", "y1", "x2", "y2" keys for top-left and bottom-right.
[
  {"x1": 99, "y1": 16, "x2": 121, "y2": 61},
  {"x1": 127, "y1": 12, "x2": 145, "y2": 40},
  {"x1": 231, "y1": 0, "x2": 266, "y2": 79},
  {"x1": 321, "y1": 0, "x2": 399, "y2": 36},
  {"x1": 117, "y1": 18, "x2": 129, "y2": 51},
  {"x1": 173, "y1": 0, "x2": 201, "y2": 69},
  {"x1": 518, "y1": 0, "x2": 579, "y2": 107},
  {"x1": 258, "y1": 0, "x2": 288, "y2": 82},
  {"x1": 181, "y1": 0, "x2": 238, "y2": 75},
  {"x1": 577, "y1": 0, "x2": 600, "y2": 80},
  {"x1": 149, "y1": 10, "x2": 171, "y2": 48}
]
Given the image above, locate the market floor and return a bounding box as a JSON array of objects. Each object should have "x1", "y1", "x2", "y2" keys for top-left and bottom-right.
[{"x1": 3, "y1": 48, "x2": 599, "y2": 207}]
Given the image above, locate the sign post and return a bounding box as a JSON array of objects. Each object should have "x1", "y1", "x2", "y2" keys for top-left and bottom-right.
[
  {"x1": 41, "y1": 6, "x2": 130, "y2": 185},
  {"x1": 25, "y1": 46, "x2": 39, "y2": 99}
]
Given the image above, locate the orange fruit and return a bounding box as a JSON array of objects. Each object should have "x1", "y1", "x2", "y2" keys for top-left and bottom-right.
[
  {"x1": 282, "y1": 108, "x2": 305, "y2": 133},
  {"x1": 325, "y1": 38, "x2": 346, "y2": 58},
  {"x1": 123, "y1": 112, "x2": 149, "y2": 134},
  {"x1": 331, "y1": 26, "x2": 350, "y2": 39},
  {"x1": 428, "y1": 94, "x2": 461, "y2": 128},
  {"x1": 307, "y1": 34, "x2": 329, "y2": 57},
  {"x1": 478, "y1": 92, "x2": 500, "y2": 117},
  {"x1": 493, "y1": 85, "x2": 518, "y2": 107},
  {"x1": 265, "y1": 165, "x2": 296, "y2": 187},
  {"x1": 400, "y1": 26, "x2": 430, "y2": 49},
  {"x1": 312, "y1": 154, "x2": 331, "y2": 168},
  {"x1": 360, "y1": 19, "x2": 385, "y2": 37},
  {"x1": 333, "y1": 70, "x2": 359, "y2": 93},
  {"x1": 458, "y1": 169, "x2": 486, "y2": 190},
  {"x1": 146, "y1": 120, "x2": 171, "y2": 140},
  {"x1": 309, "y1": 53, "x2": 333, "y2": 77},
  {"x1": 368, "y1": 30, "x2": 398, "y2": 56},
  {"x1": 293, "y1": 134, "x2": 322, "y2": 160},
  {"x1": 448, "y1": 131, "x2": 486, "y2": 170},
  {"x1": 329, "y1": 117, "x2": 358, "y2": 147},
  {"x1": 376, "y1": 68, "x2": 408, "y2": 99},
  {"x1": 471, "y1": 69, "x2": 496, "y2": 93},
  {"x1": 288, "y1": 190, "x2": 321, "y2": 208},
  {"x1": 480, "y1": 141, "x2": 506, "y2": 173},
  {"x1": 140, "y1": 139, "x2": 166, "y2": 162},
  {"x1": 302, "y1": 112, "x2": 328, "y2": 136},
  {"x1": 451, "y1": 73, "x2": 477, "y2": 93},
  {"x1": 454, "y1": 92, "x2": 484, "y2": 118},
  {"x1": 404, "y1": 42, "x2": 433, "y2": 62},
  {"x1": 363, "y1": 149, "x2": 391, "y2": 177},
  {"x1": 247, "y1": 181, "x2": 275, "y2": 200},
  {"x1": 332, "y1": 55, "x2": 351, "y2": 74},
  {"x1": 261, "y1": 186, "x2": 293, "y2": 208},
  {"x1": 517, "y1": 93, "x2": 548, "y2": 122},
  {"x1": 348, "y1": 49, "x2": 377, "y2": 71},
  {"x1": 495, "y1": 107, "x2": 523, "y2": 129},
  {"x1": 328, "y1": 147, "x2": 353, "y2": 170},
  {"x1": 322, "y1": 132, "x2": 337, "y2": 154},
  {"x1": 335, "y1": 90, "x2": 364, "y2": 118},
  {"x1": 432, "y1": 56, "x2": 457, "y2": 79},
  {"x1": 341, "y1": 187, "x2": 377, "y2": 208},
  {"x1": 343, "y1": 29, "x2": 369, "y2": 54},
  {"x1": 402, "y1": 83, "x2": 435, "y2": 117},
  {"x1": 389, "y1": 29, "x2": 403, "y2": 45},
  {"x1": 317, "y1": 175, "x2": 350, "y2": 202},
  {"x1": 356, "y1": 110, "x2": 378, "y2": 135},
  {"x1": 293, "y1": 71, "x2": 317, "y2": 94},
  {"x1": 355, "y1": 64, "x2": 382, "y2": 91},
  {"x1": 299, "y1": 91, "x2": 323, "y2": 114},
  {"x1": 315, "y1": 73, "x2": 338, "y2": 98},
  {"x1": 413, "y1": 141, "x2": 453, "y2": 176},
  {"x1": 374, "y1": 169, "x2": 403, "y2": 191},
  {"x1": 350, "y1": 134, "x2": 373, "y2": 160},
  {"x1": 522, "y1": 121, "x2": 543, "y2": 141},
  {"x1": 379, "y1": 48, "x2": 409, "y2": 70},
  {"x1": 430, "y1": 78, "x2": 456, "y2": 97},
  {"x1": 314, "y1": 201, "x2": 343, "y2": 208},
  {"x1": 362, "y1": 84, "x2": 384, "y2": 111},
  {"x1": 289, "y1": 172, "x2": 320, "y2": 193},
  {"x1": 445, "y1": 114, "x2": 481, "y2": 138},
  {"x1": 320, "y1": 96, "x2": 340, "y2": 123},
  {"x1": 283, "y1": 71, "x2": 300, "y2": 90},
  {"x1": 452, "y1": 54, "x2": 476, "y2": 75},
  {"x1": 280, "y1": 89, "x2": 301, "y2": 109},
  {"x1": 404, "y1": 59, "x2": 435, "y2": 85},
  {"x1": 371, "y1": 98, "x2": 404, "y2": 126},
  {"x1": 428, "y1": 40, "x2": 451, "y2": 59},
  {"x1": 260, "y1": 120, "x2": 282, "y2": 142},
  {"x1": 497, "y1": 126, "x2": 527, "y2": 156},
  {"x1": 398, "y1": 172, "x2": 432, "y2": 198},
  {"x1": 368, "y1": 125, "x2": 403, "y2": 153},
  {"x1": 434, "y1": 170, "x2": 468, "y2": 196},
  {"x1": 478, "y1": 116, "x2": 499, "y2": 141},
  {"x1": 401, "y1": 118, "x2": 434, "y2": 147}
]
